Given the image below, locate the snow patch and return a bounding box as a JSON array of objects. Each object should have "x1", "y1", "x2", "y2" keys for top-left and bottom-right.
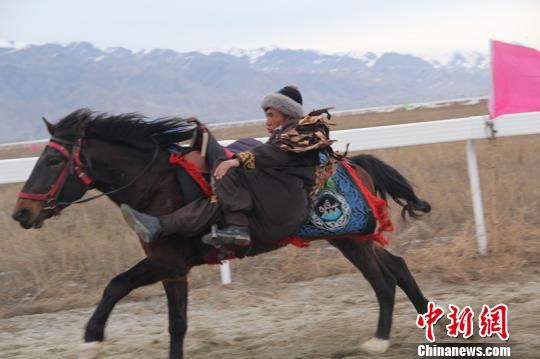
[
  {"x1": 224, "y1": 47, "x2": 275, "y2": 63},
  {"x1": 0, "y1": 39, "x2": 31, "y2": 50},
  {"x1": 344, "y1": 51, "x2": 383, "y2": 67},
  {"x1": 425, "y1": 51, "x2": 489, "y2": 70},
  {"x1": 0, "y1": 39, "x2": 33, "y2": 54}
]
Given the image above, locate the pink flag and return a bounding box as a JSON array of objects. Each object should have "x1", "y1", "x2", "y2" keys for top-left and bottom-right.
[{"x1": 489, "y1": 40, "x2": 540, "y2": 119}]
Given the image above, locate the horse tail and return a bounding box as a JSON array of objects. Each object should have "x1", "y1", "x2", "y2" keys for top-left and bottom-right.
[{"x1": 349, "y1": 154, "x2": 431, "y2": 219}]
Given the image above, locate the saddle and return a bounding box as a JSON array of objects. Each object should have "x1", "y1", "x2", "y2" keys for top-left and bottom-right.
[{"x1": 183, "y1": 151, "x2": 210, "y2": 174}]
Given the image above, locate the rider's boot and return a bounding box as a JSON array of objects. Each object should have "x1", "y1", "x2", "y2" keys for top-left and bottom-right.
[
  {"x1": 201, "y1": 212, "x2": 251, "y2": 247},
  {"x1": 201, "y1": 225, "x2": 251, "y2": 247},
  {"x1": 120, "y1": 204, "x2": 162, "y2": 244}
]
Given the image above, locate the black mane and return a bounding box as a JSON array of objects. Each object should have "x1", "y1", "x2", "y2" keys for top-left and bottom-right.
[{"x1": 52, "y1": 108, "x2": 196, "y2": 150}]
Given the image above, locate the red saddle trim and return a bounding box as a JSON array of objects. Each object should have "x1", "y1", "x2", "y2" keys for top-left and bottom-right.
[
  {"x1": 339, "y1": 159, "x2": 394, "y2": 243},
  {"x1": 169, "y1": 153, "x2": 213, "y2": 197}
]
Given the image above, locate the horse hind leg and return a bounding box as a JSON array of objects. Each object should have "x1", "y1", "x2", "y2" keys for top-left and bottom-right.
[
  {"x1": 375, "y1": 246, "x2": 429, "y2": 314},
  {"x1": 329, "y1": 238, "x2": 396, "y2": 354},
  {"x1": 79, "y1": 342, "x2": 102, "y2": 359},
  {"x1": 163, "y1": 278, "x2": 189, "y2": 359}
]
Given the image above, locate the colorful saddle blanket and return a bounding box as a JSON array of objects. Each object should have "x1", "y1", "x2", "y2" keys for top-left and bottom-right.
[{"x1": 295, "y1": 155, "x2": 375, "y2": 238}]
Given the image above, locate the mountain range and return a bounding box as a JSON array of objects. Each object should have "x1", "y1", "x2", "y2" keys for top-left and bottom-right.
[{"x1": 0, "y1": 41, "x2": 490, "y2": 142}]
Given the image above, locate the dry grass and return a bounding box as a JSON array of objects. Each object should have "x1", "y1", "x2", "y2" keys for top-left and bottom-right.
[{"x1": 1, "y1": 101, "x2": 539, "y2": 318}]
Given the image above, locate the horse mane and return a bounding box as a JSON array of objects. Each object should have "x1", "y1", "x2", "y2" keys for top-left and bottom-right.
[{"x1": 53, "y1": 108, "x2": 196, "y2": 150}]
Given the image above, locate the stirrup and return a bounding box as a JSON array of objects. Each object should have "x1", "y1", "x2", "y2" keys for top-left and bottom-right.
[{"x1": 202, "y1": 226, "x2": 251, "y2": 247}]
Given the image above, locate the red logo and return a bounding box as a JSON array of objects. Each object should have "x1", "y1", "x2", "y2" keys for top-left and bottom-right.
[
  {"x1": 446, "y1": 304, "x2": 474, "y2": 339},
  {"x1": 478, "y1": 304, "x2": 509, "y2": 341},
  {"x1": 417, "y1": 302, "x2": 509, "y2": 342},
  {"x1": 416, "y1": 302, "x2": 445, "y2": 342}
]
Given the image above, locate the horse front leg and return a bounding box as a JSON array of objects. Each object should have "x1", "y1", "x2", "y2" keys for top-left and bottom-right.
[
  {"x1": 163, "y1": 277, "x2": 189, "y2": 359},
  {"x1": 80, "y1": 257, "x2": 170, "y2": 359}
]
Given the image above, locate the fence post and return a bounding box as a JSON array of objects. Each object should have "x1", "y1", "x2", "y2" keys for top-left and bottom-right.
[
  {"x1": 466, "y1": 139, "x2": 488, "y2": 255},
  {"x1": 220, "y1": 261, "x2": 231, "y2": 284}
]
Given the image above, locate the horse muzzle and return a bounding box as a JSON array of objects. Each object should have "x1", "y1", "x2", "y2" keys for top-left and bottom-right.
[{"x1": 12, "y1": 200, "x2": 50, "y2": 229}]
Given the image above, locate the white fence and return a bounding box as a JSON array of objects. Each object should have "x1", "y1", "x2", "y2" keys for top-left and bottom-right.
[
  {"x1": 0, "y1": 96, "x2": 487, "y2": 150},
  {"x1": 2, "y1": 111, "x2": 539, "y2": 282}
]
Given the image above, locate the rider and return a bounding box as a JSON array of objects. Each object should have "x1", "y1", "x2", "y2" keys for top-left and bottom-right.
[{"x1": 121, "y1": 85, "x2": 334, "y2": 247}]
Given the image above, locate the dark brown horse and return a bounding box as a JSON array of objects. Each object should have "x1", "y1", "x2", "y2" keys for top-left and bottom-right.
[{"x1": 12, "y1": 109, "x2": 431, "y2": 358}]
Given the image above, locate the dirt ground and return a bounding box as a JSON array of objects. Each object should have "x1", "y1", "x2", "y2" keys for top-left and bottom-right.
[{"x1": 1, "y1": 273, "x2": 538, "y2": 358}]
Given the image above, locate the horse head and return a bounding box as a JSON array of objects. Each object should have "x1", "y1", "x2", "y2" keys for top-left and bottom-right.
[
  {"x1": 13, "y1": 110, "x2": 93, "y2": 228},
  {"x1": 12, "y1": 108, "x2": 196, "y2": 229}
]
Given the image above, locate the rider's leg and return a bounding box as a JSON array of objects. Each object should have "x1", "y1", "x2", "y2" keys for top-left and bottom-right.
[
  {"x1": 160, "y1": 198, "x2": 221, "y2": 236},
  {"x1": 121, "y1": 198, "x2": 220, "y2": 244},
  {"x1": 202, "y1": 168, "x2": 252, "y2": 247},
  {"x1": 122, "y1": 168, "x2": 252, "y2": 246}
]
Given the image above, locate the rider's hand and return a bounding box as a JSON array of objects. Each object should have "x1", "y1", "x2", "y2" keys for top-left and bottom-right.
[{"x1": 214, "y1": 159, "x2": 240, "y2": 180}]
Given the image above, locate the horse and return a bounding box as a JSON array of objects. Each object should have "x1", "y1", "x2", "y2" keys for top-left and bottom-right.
[{"x1": 12, "y1": 109, "x2": 431, "y2": 358}]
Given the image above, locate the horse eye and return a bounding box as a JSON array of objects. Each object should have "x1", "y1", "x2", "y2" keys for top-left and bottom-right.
[{"x1": 47, "y1": 158, "x2": 64, "y2": 166}]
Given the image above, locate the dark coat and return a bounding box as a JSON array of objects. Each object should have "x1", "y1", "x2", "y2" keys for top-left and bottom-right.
[{"x1": 216, "y1": 116, "x2": 333, "y2": 242}]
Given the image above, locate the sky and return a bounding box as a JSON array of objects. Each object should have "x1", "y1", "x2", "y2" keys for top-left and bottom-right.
[{"x1": 1, "y1": 0, "x2": 539, "y2": 58}]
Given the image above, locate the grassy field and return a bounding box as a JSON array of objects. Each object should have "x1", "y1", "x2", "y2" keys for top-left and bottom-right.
[{"x1": 1, "y1": 100, "x2": 539, "y2": 319}]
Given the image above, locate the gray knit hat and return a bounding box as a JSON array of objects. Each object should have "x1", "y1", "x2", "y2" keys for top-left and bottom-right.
[{"x1": 261, "y1": 85, "x2": 304, "y2": 119}]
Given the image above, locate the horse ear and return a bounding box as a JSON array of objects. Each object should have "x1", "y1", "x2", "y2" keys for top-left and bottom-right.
[{"x1": 42, "y1": 117, "x2": 55, "y2": 135}]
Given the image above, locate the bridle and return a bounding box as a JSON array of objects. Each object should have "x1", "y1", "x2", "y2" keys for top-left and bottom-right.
[
  {"x1": 18, "y1": 137, "x2": 92, "y2": 213},
  {"x1": 18, "y1": 136, "x2": 160, "y2": 215}
]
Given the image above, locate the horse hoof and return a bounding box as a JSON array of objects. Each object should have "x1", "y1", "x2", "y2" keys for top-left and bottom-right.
[
  {"x1": 360, "y1": 337, "x2": 390, "y2": 354},
  {"x1": 79, "y1": 341, "x2": 102, "y2": 359}
]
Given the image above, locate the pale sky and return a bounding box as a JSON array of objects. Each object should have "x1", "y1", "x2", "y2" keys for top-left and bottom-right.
[{"x1": 1, "y1": 0, "x2": 539, "y2": 57}]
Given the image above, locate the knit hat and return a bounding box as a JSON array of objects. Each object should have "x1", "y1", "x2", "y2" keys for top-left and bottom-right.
[{"x1": 261, "y1": 85, "x2": 304, "y2": 119}]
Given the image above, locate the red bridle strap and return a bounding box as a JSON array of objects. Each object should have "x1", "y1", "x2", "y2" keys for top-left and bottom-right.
[
  {"x1": 47, "y1": 141, "x2": 71, "y2": 158},
  {"x1": 18, "y1": 139, "x2": 92, "y2": 202},
  {"x1": 73, "y1": 144, "x2": 92, "y2": 186},
  {"x1": 18, "y1": 160, "x2": 70, "y2": 201}
]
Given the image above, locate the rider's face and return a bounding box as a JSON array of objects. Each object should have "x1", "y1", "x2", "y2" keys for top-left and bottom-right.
[{"x1": 265, "y1": 108, "x2": 287, "y2": 133}]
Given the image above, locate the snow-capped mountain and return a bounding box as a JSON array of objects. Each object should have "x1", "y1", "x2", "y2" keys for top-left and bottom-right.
[
  {"x1": 0, "y1": 41, "x2": 490, "y2": 142},
  {"x1": 427, "y1": 51, "x2": 489, "y2": 71}
]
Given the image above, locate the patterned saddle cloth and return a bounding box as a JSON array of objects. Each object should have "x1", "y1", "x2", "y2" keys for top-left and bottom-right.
[{"x1": 295, "y1": 155, "x2": 376, "y2": 238}]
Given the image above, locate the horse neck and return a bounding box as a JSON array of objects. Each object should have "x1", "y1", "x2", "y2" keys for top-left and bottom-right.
[{"x1": 85, "y1": 139, "x2": 183, "y2": 215}]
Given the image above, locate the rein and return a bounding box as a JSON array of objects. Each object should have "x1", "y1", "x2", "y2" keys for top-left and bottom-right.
[{"x1": 18, "y1": 137, "x2": 160, "y2": 214}]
